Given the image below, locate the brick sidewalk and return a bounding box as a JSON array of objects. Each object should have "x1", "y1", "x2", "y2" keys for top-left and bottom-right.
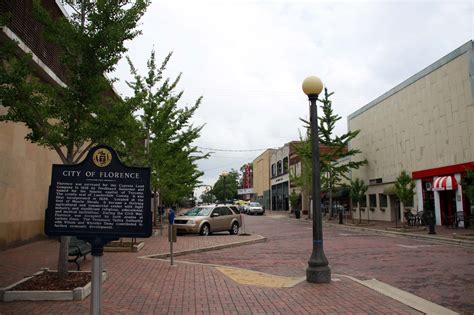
[
  {"x1": 278, "y1": 210, "x2": 474, "y2": 245},
  {"x1": 0, "y1": 215, "x2": 453, "y2": 314}
]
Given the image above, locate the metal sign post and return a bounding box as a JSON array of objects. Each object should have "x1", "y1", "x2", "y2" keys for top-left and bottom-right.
[{"x1": 168, "y1": 208, "x2": 175, "y2": 265}]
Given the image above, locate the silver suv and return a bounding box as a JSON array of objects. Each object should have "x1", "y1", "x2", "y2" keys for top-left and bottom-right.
[{"x1": 174, "y1": 205, "x2": 241, "y2": 236}]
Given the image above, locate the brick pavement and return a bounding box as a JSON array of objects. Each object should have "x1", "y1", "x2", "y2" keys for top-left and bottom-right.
[{"x1": 1, "y1": 212, "x2": 467, "y2": 314}]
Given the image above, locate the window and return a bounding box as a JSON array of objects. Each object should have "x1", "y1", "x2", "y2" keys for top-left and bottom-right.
[
  {"x1": 283, "y1": 157, "x2": 289, "y2": 173},
  {"x1": 219, "y1": 207, "x2": 233, "y2": 216},
  {"x1": 379, "y1": 194, "x2": 388, "y2": 207},
  {"x1": 277, "y1": 161, "x2": 282, "y2": 175},
  {"x1": 271, "y1": 163, "x2": 276, "y2": 177},
  {"x1": 360, "y1": 195, "x2": 367, "y2": 207},
  {"x1": 369, "y1": 194, "x2": 377, "y2": 208}
]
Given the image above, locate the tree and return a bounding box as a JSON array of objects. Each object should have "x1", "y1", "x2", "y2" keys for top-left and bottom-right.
[
  {"x1": 294, "y1": 88, "x2": 367, "y2": 218},
  {"x1": 0, "y1": 0, "x2": 149, "y2": 278},
  {"x1": 125, "y1": 50, "x2": 208, "y2": 215},
  {"x1": 461, "y1": 170, "x2": 474, "y2": 210},
  {"x1": 394, "y1": 171, "x2": 415, "y2": 226},
  {"x1": 349, "y1": 178, "x2": 368, "y2": 224},
  {"x1": 211, "y1": 171, "x2": 239, "y2": 202},
  {"x1": 291, "y1": 131, "x2": 313, "y2": 217}
]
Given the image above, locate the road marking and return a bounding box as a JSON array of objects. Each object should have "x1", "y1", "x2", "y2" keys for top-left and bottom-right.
[{"x1": 336, "y1": 274, "x2": 458, "y2": 315}]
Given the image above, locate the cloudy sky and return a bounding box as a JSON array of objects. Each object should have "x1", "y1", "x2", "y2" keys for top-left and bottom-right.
[{"x1": 111, "y1": 0, "x2": 473, "y2": 197}]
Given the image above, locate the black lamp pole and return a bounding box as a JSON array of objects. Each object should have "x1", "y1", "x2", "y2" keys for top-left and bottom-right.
[
  {"x1": 224, "y1": 176, "x2": 226, "y2": 203},
  {"x1": 222, "y1": 172, "x2": 228, "y2": 203},
  {"x1": 303, "y1": 76, "x2": 331, "y2": 283}
]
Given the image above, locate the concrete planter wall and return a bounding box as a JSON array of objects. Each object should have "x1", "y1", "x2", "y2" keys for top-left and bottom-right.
[{"x1": 0, "y1": 268, "x2": 107, "y2": 302}]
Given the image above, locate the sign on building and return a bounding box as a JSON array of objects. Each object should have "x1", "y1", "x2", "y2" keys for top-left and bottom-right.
[{"x1": 44, "y1": 145, "x2": 152, "y2": 238}]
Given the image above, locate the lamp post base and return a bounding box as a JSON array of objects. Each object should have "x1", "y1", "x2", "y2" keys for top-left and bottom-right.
[{"x1": 306, "y1": 265, "x2": 331, "y2": 283}]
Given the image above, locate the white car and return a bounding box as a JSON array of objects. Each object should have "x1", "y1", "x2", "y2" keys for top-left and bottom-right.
[{"x1": 247, "y1": 202, "x2": 264, "y2": 215}]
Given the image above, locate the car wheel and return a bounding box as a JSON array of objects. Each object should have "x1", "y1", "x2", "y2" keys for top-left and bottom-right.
[
  {"x1": 229, "y1": 222, "x2": 239, "y2": 235},
  {"x1": 200, "y1": 223, "x2": 210, "y2": 236}
]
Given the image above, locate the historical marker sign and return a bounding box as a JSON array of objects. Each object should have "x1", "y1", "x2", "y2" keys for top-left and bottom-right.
[{"x1": 45, "y1": 145, "x2": 152, "y2": 238}]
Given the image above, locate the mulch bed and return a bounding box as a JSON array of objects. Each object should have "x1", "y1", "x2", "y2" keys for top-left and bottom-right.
[{"x1": 12, "y1": 271, "x2": 91, "y2": 291}]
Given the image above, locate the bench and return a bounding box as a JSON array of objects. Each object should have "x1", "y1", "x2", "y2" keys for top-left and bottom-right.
[{"x1": 68, "y1": 237, "x2": 91, "y2": 271}]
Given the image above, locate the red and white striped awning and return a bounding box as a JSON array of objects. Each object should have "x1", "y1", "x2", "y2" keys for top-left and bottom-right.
[{"x1": 432, "y1": 176, "x2": 458, "y2": 191}]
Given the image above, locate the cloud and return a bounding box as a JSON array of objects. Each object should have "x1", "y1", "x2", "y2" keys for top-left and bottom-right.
[{"x1": 112, "y1": 0, "x2": 473, "y2": 196}]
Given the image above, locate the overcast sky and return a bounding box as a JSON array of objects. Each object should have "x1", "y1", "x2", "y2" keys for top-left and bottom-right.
[{"x1": 111, "y1": 0, "x2": 473, "y2": 198}]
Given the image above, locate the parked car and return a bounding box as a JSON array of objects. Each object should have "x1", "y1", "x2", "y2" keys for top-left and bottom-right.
[
  {"x1": 247, "y1": 202, "x2": 264, "y2": 215},
  {"x1": 174, "y1": 205, "x2": 241, "y2": 236}
]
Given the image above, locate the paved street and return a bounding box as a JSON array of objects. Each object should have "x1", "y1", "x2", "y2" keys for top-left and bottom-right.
[{"x1": 0, "y1": 213, "x2": 473, "y2": 314}]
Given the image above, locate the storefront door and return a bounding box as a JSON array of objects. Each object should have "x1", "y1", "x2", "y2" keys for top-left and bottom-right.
[{"x1": 439, "y1": 190, "x2": 456, "y2": 226}]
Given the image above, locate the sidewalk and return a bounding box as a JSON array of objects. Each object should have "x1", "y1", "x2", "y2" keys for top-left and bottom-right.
[
  {"x1": 0, "y1": 216, "x2": 460, "y2": 314},
  {"x1": 275, "y1": 210, "x2": 474, "y2": 247}
]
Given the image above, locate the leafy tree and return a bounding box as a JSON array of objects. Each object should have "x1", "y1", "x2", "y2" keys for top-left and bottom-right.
[
  {"x1": 289, "y1": 191, "x2": 300, "y2": 210},
  {"x1": 294, "y1": 88, "x2": 367, "y2": 218},
  {"x1": 349, "y1": 178, "x2": 368, "y2": 224},
  {"x1": 0, "y1": 1, "x2": 149, "y2": 278},
  {"x1": 461, "y1": 170, "x2": 474, "y2": 208},
  {"x1": 125, "y1": 50, "x2": 208, "y2": 218},
  {"x1": 211, "y1": 171, "x2": 239, "y2": 203},
  {"x1": 394, "y1": 170, "x2": 415, "y2": 225},
  {"x1": 290, "y1": 130, "x2": 313, "y2": 217}
]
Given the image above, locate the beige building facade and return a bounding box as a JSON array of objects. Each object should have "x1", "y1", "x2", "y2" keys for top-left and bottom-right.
[
  {"x1": 1, "y1": 1, "x2": 86, "y2": 249},
  {"x1": 348, "y1": 41, "x2": 474, "y2": 226},
  {"x1": 253, "y1": 149, "x2": 274, "y2": 210}
]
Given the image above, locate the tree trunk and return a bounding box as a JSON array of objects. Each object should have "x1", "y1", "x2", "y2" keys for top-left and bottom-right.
[
  {"x1": 358, "y1": 202, "x2": 361, "y2": 224},
  {"x1": 58, "y1": 236, "x2": 70, "y2": 279},
  {"x1": 153, "y1": 189, "x2": 158, "y2": 226},
  {"x1": 367, "y1": 205, "x2": 370, "y2": 223},
  {"x1": 328, "y1": 188, "x2": 333, "y2": 220}
]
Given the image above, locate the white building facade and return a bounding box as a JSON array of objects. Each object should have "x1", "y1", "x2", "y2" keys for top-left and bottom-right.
[{"x1": 348, "y1": 41, "x2": 474, "y2": 226}]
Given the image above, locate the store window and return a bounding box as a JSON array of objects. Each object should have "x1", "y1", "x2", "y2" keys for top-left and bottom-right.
[
  {"x1": 369, "y1": 194, "x2": 377, "y2": 208},
  {"x1": 379, "y1": 194, "x2": 388, "y2": 207}
]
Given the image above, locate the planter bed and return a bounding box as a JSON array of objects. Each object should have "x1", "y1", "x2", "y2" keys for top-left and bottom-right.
[{"x1": 0, "y1": 268, "x2": 106, "y2": 302}]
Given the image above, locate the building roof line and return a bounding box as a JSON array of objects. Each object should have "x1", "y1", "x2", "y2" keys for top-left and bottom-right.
[{"x1": 348, "y1": 40, "x2": 473, "y2": 121}]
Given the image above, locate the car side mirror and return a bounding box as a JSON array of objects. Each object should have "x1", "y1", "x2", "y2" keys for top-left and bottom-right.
[{"x1": 212, "y1": 213, "x2": 220, "y2": 217}]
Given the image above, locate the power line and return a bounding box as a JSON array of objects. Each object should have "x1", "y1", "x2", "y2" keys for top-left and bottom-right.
[{"x1": 197, "y1": 146, "x2": 275, "y2": 152}]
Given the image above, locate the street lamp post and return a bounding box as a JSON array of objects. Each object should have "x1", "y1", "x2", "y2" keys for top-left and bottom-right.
[
  {"x1": 222, "y1": 172, "x2": 229, "y2": 203},
  {"x1": 302, "y1": 76, "x2": 331, "y2": 283}
]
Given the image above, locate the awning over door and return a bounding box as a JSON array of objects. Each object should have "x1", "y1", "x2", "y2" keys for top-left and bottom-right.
[{"x1": 432, "y1": 176, "x2": 458, "y2": 191}]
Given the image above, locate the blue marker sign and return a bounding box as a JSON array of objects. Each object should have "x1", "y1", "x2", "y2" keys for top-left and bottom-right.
[{"x1": 168, "y1": 208, "x2": 175, "y2": 225}]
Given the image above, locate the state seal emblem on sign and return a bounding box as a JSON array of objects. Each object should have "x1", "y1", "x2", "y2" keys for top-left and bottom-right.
[{"x1": 93, "y1": 148, "x2": 112, "y2": 167}]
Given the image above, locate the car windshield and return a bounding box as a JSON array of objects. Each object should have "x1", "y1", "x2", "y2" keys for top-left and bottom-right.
[
  {"x1": 183, "y1": 207, "x2": 212, "y2": 216},
  {"x1": 249, "y1": 202, "x2": 261, "y2": 207}
]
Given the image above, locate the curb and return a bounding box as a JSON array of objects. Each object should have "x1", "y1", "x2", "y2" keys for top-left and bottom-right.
[
  {"x1": 140, "y1": 234, "x2": 267, "y2": 259},
  {"x1": 327, "y1": 222, "x2": 474, "y2": 247},
  {"x1": 336, "y1": 274, "x2": 458, "y2": 315}
]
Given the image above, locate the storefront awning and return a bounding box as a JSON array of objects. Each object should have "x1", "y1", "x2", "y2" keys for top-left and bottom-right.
[
  {"x1": 432, "y1": 176, "x2": 458, "y2": 191},
  {"x1": 383, "y1": 184, "x2": 397, "y2": 195}
]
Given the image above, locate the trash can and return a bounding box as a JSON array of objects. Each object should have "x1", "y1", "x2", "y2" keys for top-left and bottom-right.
[{"x1": 295, "y1": 209, "x2": 301, "y2": 219}]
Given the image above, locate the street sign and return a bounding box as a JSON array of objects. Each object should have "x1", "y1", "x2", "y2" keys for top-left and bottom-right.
[{"x1": 44, "y1": 144, "x2": 152, "y2": 238}]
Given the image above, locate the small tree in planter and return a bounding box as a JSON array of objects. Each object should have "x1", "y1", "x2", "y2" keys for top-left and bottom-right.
[
  {"x1": 461, "y1": 170, "x2": 474, "y2": 228},
  {"x1": 394, "y1": 171, "x2": 415, "y2": 228},
  {"x1": 349, "y1": 178, "x2": 368, "y2": 224},
  {"x1": 289, "y1": 191, "x2": 301, "y2": 219}
]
